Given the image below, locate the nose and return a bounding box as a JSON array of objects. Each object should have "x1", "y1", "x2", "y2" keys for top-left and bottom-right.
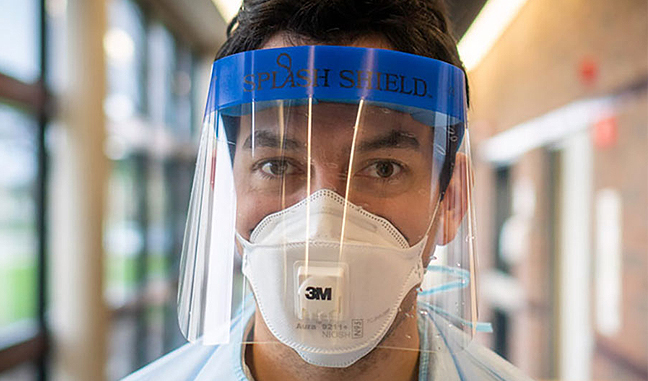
[{"x1": 309, "y1": 162, "x2": 348, "y2": 196}]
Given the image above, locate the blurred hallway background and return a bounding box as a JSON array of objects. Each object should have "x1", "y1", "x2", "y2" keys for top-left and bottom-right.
[{"x1": 0, "y1": 0, "x2": 645, "y2": 380}]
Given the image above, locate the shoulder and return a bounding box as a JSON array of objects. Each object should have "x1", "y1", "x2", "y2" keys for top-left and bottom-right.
[
  {"x1": 121, "y1": 342, "x2": 220, "y2": 381},
  {"x1": 420, "y1": 311, "x2": 534, "y2": 381},
  {"x1": 453, "y1": 341, "x2": 536, "y2": 381},
  {"x1": 123, "y1": 299, "x2": 256, "y2": 380},
  {"x1": 122, "y1": 341, "x2": 251, "y2": 381}
]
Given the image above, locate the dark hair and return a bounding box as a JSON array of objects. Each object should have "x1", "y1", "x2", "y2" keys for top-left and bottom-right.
[
  {"x1": 218, "y1": 0, "x2": 467, "y2": 197},
  {"x1": 217, "y1": 0, "x2": 468, "y2": 100}
]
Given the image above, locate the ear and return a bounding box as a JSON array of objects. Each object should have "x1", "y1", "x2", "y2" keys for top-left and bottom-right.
[{"x1": 434, "y1": 153, "x2": 471, "y2": 246}]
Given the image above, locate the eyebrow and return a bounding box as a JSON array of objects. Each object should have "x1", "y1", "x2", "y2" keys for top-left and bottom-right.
[
  {"x1": 242, "y1": 130, "x2": 303, "y2": 150},
  {"x1": 241, "y1": 129, "x2": 420, "y2": 152},
  {"x1": 357, "y1": 130, "x2": 421, "y2": 151}
]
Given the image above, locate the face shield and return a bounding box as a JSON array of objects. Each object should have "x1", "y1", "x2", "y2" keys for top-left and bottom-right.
[{"x1": 178, "y1": 46, "x2": 478, "y2": 367}]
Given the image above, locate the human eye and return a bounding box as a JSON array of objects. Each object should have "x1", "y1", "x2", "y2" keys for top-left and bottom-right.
[
  {"x1": 256, "y1": 158, "x2": 301, "y2": 178},
  {"x1": 357, "y1": 160, "x2": 404, "y2": 179}
]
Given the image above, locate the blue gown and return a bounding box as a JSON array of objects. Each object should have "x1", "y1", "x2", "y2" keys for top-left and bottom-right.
[{"x1": 123, "y1": 301, "x2": 533, "y2": 381}]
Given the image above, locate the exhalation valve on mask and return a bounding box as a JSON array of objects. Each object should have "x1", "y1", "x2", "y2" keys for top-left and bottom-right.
[
  {"x1": 295, "y1": 263, "x2": 347, "y2": 321},
  {"x1": 238, "y1": 189, "x2": 429, "y2": 368}
]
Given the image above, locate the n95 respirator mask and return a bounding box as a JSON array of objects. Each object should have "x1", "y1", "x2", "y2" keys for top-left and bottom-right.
[{"x1": 238, "y1": 189, "x2": 429, "y2": 367}]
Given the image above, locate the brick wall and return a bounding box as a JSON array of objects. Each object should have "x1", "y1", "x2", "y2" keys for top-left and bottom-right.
[{"x1": 467, "y1": 0, "x2": 647, "y2": 379}]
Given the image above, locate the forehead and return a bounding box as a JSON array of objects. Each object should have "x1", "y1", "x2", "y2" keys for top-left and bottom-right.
[{"x1": 238, "y1": 102, "x2": 431, "y2": 140}]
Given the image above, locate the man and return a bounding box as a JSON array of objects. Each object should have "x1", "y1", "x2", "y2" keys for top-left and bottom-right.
[{"x1": 126, "y1": 1, "x2": 533, "y2": 380}]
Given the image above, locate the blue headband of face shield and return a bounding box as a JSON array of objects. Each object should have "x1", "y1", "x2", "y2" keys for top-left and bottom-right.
[{"x1": 206, "y1": 45, "x2": 466, "y2": 128}]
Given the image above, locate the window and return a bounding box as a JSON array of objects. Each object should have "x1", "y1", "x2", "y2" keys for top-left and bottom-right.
[
  {"x1": 0, "y1": 0, "x2": 48, "y2": 378},
  {"x1": 0, "y1": 0, "x2": 41, "y2": 83},
  {"x1": 0, "y1": 104, "x2": 39, "y2": 329},
  {"x1": 0, "y1": 0, "x2": 211, "y2": 378},
  {"x1": 104, "y1": 0, "x2": 204, "y2": 378}
]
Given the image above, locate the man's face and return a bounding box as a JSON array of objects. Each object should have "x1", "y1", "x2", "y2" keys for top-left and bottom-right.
[
  {"x1": 232, "y1": 102, "x2": 442, "y2": 246},
  {"x1": 215, "y1": 36, "x2": 473, "y2": 371}
]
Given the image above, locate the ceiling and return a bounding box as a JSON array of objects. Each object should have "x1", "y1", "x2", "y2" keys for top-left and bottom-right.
[
  {"x1": 140, "y1": 0, "x2": 487, "y2": 56},
  {"x1": 446, "y1": 0, "x2": 489, "y2": 40},
  {"x1": 138, "y1": 0, "x2": 228, "y2": 55}
]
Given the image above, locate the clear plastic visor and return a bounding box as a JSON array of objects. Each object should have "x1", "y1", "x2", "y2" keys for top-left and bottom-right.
[{"x1": 178, "y1": 46, "x2": 478, "y2": 362}]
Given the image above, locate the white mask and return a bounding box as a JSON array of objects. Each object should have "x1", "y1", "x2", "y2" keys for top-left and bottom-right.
[{"x1": 238, "y1": 189, "x2": 428, "y2": 368}]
